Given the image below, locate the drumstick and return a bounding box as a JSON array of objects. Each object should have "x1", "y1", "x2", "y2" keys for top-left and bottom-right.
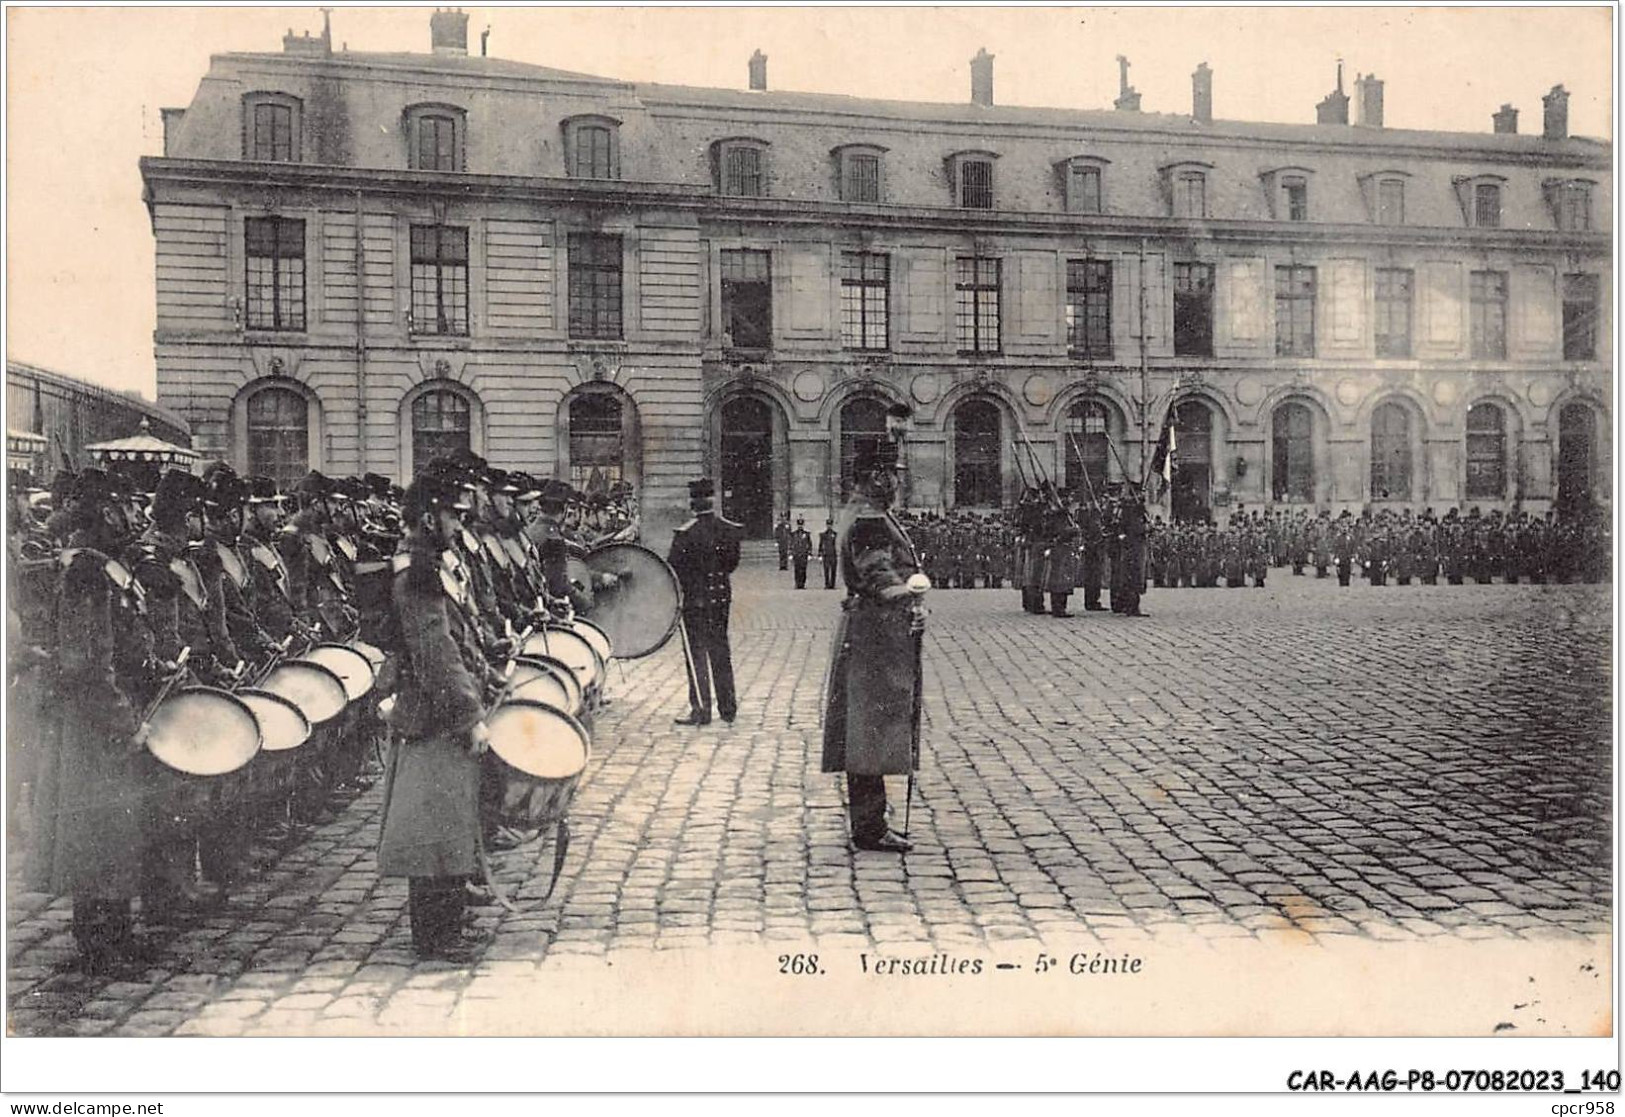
[{"x1": 138, "y1": 646, "x2": 192, "y2": 728}]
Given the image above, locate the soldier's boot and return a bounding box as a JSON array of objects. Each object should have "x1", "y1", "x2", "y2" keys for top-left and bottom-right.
[{"x1": 1049, "y1": 593, "x2": 1072, "y2": 618}]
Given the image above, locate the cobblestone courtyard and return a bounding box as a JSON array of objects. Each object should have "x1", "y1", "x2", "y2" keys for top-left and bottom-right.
[{"x1": 6, "y1": 567, "x2": 1612, "y2": 1036}]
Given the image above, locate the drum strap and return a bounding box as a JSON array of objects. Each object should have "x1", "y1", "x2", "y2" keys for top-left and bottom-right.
[{"x1": 473, "y1": 825, "x2": 519, "y2": 914}]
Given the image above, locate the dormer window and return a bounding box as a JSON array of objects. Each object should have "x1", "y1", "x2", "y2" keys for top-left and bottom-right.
[
  {"x1": 1357, "y1": 171, "x2": 1410, "y2": 224},
  {"x1": 833, "y1": 144, "x2": 887, "y2": 203},
  {"x1": 1453, "y1": 174, "x2": 1506, "y2": 228},
  {"x1": 242, "y1": 92, "x2": 301, "y2": 163},
  {"x1": 405, "y1": 104, "x2": 466, "y2": 172},
  {"x1": 1057, "y1": 155, "x2": 1110, "y2": 215},
  {"x1": 1544, "y1": 178, "x2": 1595, "y2": 231},
  {"x1": 713, "y1": 138, "x2": 770, "y2": 197},
  {"x1": 1259, "y1": 166, "x2": 1314, "y2": 221},
  {"x1": 1160, "y1": 161, "x2": 1214, "y2": 219},
  {"x1": 947, "y1": 151, "x2": 998, "y2": 209},
  {"x1": 563, "y1": 115, "x2": 621, "y2": 180}
]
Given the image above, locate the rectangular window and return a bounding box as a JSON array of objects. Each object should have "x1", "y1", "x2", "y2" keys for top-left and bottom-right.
[
  {"x1": 1558, "y1": 183, "x2": 1592, "y2": 231},
  {"x1": 1474, "y1": 183, "x2": 1501, "y2": 228},
  {"x1": 244, "y1": 217, "x2": 306, "y2": 331},
  {"x1": 959, "y1": 160, "x2": 993, "y2": 209},
  {"x1": 843, "y1": 154, "x2": 881, "y2": 203},
  {"x1": 1173, "y1": 262, "x2": 1214, "y2": 357},
  {"x1": 1065, "y1": 259, "x2": 1113, "y2": 359},
  {"x1": 720, "y1": 248, "x2": 772, "y2": 350},
  {"x1": 1068, "y1": 165, "x2": 1102, "y2": 214},
  {"x1": 1376, "y1": 179, "x2": 1405, "y2": 225},
  {"x1": 1282, "y1": 176, "x2": 1309, "y2": 221},
  {"x1": 1174, "y1": 172, "x2": 1207, "y2": 218},
  {"x1": 1563, "y1": 273, "x2": 1599, "y2": 361},
  {"x1": 1469, "y1": 270, "x2": 1507, "y2": 359},
  {"x1": 410, "y1": 225, "x2": 469, "y2": 335},
  {"x1": 1373, "y1": 268, "x2": 1414, "y2": 358},
  {"x1": 251, "y1": 102, "x2": 294, "y2": 162},
  {"x1": 567, "y1": 233, "x2": 624, "y2": 340},
  {"x1": 572, "y1": 126, "x2": 614, "y2": 179},
  {"x1": 1274, "y1": 265, "x2": 1316, "y2": 357},
  {"x1": 954, "y1": 256, "x2": 1000, "y2": 354},
  {"x1": 416, "y1": 114, "x2": 460, "y2": 172},
  {"x1": 840, "y1": 251, "x2": 889, "y2": 350},
  {"x1": 724, "y1": 147, "x2": 764, "y2": 197}
]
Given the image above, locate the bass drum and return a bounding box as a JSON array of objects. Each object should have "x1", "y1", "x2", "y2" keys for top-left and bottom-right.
[
  {"x1": 146, "y1": 686, "x2": 262, "y2": 777},
  {"x1": 259, "y1": 660, "x2": 349, "y2": 726},
  {"x1": 521, "y1": 626, "x2": 602, "y2": 696},
  {"x1": 300, "y1": 643, "x2": 376, "y2": 701},
  {"x1": 581, "y1": 543, "x2": 681, "y2": 659},
  {"x1": 485, "y1": 699, "x2": 590, "y2": 831}
]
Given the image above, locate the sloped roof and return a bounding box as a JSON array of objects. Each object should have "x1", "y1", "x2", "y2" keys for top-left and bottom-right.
[
  {"x1": 223, "y1": 49, "x2": 626, "y2": 87},
  {"x1": 86, "y1": 420, "x2": 199, "y2": 462}
]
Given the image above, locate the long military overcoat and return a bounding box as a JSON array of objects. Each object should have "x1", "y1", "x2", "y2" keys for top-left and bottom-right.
[{"x1": 821, "y1": 500, "x2": 921, "y2": 777}]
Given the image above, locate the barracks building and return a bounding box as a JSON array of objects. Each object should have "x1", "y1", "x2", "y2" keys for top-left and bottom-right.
[{"x1": 142, "y1": 11, "x2": 1611, "y2": 543}]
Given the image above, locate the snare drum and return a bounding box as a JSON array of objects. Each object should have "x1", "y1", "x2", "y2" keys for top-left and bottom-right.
[
  {"x1": 508, "y1": 654, "x2": 584, "y2": 714},
  {"x1": 236, "y1": 687, "x2": 311, "y2": 800},
  {"x1": 259, "y1": 660, "x2": 349, "y2": 725},
  {"x1": 521, "y1": 625, "x2": 602, "y2": 696},
  {"x1": 145, "y1": 686, "x2": 263, "y2": 825},
  {"x1": 300, "y1": 643, "x2": 376, "y2": 701},
  {"x1": 485, "y1": 699, "x2": 590, "y2": 831},
  {"x1": 568, "y1": 617, "x2": 614, "y2": 665}
]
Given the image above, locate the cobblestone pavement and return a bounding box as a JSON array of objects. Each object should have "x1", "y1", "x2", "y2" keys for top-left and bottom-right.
[{"x1": 5, "y1": 567, "x2": 1612, "y2": 1036}]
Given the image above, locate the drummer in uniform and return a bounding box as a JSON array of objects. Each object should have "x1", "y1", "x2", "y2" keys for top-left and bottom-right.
[
  {"x1": 377, "y1": 470, "x2": 493, "y2": 963},
  {"x1": 28, "y1": 469, "x2": 162, "y2": 972},
  {"x1": 668, "y1": 478, "x2": 742, "y2": 727},
  {"x1": 822, "y1": 440, "x2": 920, "y2": 854}
]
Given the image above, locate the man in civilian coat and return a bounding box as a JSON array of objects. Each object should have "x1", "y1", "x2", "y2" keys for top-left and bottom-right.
[{"x1": 822, "y1": 441, "x2": 920, "y2": 854}]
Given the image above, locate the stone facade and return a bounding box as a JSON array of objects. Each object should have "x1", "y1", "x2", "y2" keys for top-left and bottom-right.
[{"x1": 143, "y1": 14, "x2": 1611, "y2": 542}]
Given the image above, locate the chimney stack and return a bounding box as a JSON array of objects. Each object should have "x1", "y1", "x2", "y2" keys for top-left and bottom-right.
[
  {"x1": 430, "y1": 8, "x2": 469, "y2": 56},
  {"x1": 970, "y1": 48, "x2": 994, "y2": 106},
  {"x1": 1354, "y1": 72, "x2": 1384, "y2": 127},
  {"x1": 1492, "y1": 103, "x2": 1519, "y2": 134},
  {"x1": 1543, "y1": 84, "x2": 1569, "y2": 139},
  {"x1": 1192, "y1": 62, "x2": 1212, "y2": 124},
  {"x1": 1114, "y1": 55, "x2": 1141, "y2": 112},
  {"x1": 480, "y1": 26, "x2": 490, "y2": 57},
  {"x1": 1316, "y1": 59, "x2": 1349, "y2": 124},
  {"x1": 749, "y1": 49, "x2": 768, "y2": 91}
]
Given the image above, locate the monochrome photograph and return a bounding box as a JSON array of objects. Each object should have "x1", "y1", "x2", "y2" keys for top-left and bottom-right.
[{"x1": 2, "y1": 3, "x2": 1615, "y2": 1088}]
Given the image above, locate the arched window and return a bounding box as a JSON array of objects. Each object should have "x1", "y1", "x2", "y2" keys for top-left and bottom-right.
[
  {"x1": 245, "y1": 386, "x2": 309, "y2": 486},
  {"x1": 1464, "y1": 402, "x2": 1507, "y2": 500},
  {"x1": 1369, "y1": 401, "x2": 1413, "y2": 501},
  {"x1": 568, "y1": 392, "x2": 625, "y2": 493},
  {"x1": 411, "y1": 388, "x2": 472, "y2": 474},
  {"x1": 953, "y1": 399, "x2": 1002, "y2": 507},
  {"x1": 1064, "y1": 400, "x2": 1110, "y2": 496},
  {"x1": 838, "y1": 397, "x2": 888, "y2": 499},
  {"x1": 1271, "y1": 401, "x2": 1314, "y2": 502},
  {"x1": 1557, "y1": 402, "x2": 1596, "y2": 512},
  {"x1": 242, "y1": 92, "x2": 301, "y2": 163},
  {"x1": 563, "y1": 115, "x2": 621, "y2": 180}
]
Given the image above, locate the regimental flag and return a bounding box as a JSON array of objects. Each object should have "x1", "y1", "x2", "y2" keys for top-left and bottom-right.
[{"x1": 1148, "y1": 407, "x2": 1179, "y2": 486}]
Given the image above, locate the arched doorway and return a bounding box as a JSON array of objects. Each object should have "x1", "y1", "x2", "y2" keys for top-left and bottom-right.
[
  {"x1": 1064, "y1": 399, "x2": 1110, "y2": 498},
  {"x1": 838, "y1": 396, "x2": 888, "y2": 500},
  {"x1": 565, "y1": 388, "x2": 641, "y2": 495},
  {"x1": 1557, "y1": 402, "x2": 1596, "y2": 513},
  {"x1": 409, "y1": 387, "x2": 473, "y2": 476},
  {"x1": 1369, "y1": 400, "x2": 1413, "y2": 502},
  {"x1": 245, "y1": 384, "x2": 311, "y2": 487},
  {"x1": 1464, "y1": 402, "x2": 1507, "y2": 501},
  {"x1": 1170, "y1": 399, "x2": 1212, "y2": 523},
  {"x1": 952, "y1": 398, "x2": 1002, "y2": 507},
  {"x1": 720, "y1": 395, "x2": 775, "y2": 538},
  {"x1": 1271, "y1": 401, "x2": 1314, "y2": 503}
]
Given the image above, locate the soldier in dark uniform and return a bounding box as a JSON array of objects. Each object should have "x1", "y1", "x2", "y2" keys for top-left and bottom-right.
[
  {"x1": 1333, "y1": 513, "x2": 1357, "y2": 586},
  {"x1": 818, "y1": 517, "x2": 839, "y2": 589},
  {"x1": 773, "y1": 512, "x2": 791, "y2": 571},
  {"x1": 1042, "y1": 494, "x2": 1081, "y2": 618},
  {"x1": 27, "y1": 470, "x2": 159, "y2": 972},
  {"x1": 822, "y1": 441, "x2": 919, "y2": 854},
  {"x1": 1079, "y1": 498, "x2": 1107, "y2": 611},
  {"x1": 790, "y1": 516, "x2": 813, "y2": 589},
  {"x1": 1117, "y1": 486, "x2": 1149, "y2": 617},
  {"x1": 377, "y1": 471, "x2": 492, "y2": 963},
  {"x1": 668, "y1": 479, "x2": 743, "y2": 727}
]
